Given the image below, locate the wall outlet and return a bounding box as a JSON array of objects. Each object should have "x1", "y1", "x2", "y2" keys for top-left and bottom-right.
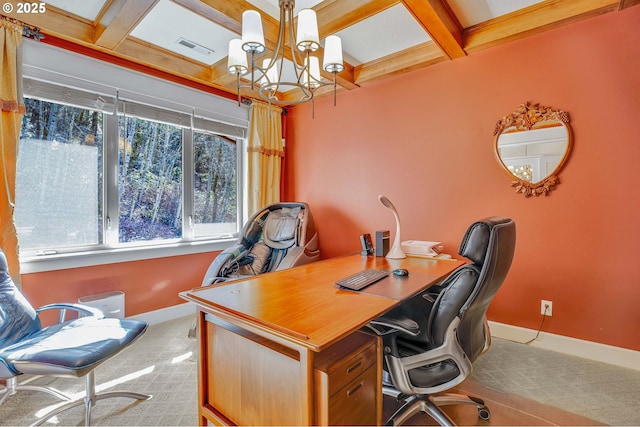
[{"x1": 541, "y1": 300, "x2": 553, "y2": 316}]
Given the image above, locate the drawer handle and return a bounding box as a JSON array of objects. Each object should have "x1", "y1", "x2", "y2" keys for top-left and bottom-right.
[
  {"x1": 347, "y1": 381, "x2": 364, "y2": 397},
  {"x1": 346, "y1": 360, "x2": 362, "y2": 374}
]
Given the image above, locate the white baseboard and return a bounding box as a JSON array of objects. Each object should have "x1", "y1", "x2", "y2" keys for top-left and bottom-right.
[
  {"x1": 127, "y1": 308, "x2": 640, "y2": 372},
  {"x1": 129, "y1": 302, "x2": 196, "y2": 325},
  {"x1": 488, "y1": 321, "x2": 640, "y2": 372}
]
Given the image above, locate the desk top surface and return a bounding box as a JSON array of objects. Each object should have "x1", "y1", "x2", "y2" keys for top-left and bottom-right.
[{"x1": 180, "y1": 254, "x2": 464, "y2": 351}]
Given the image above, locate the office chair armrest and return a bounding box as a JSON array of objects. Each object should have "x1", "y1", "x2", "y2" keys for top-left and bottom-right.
[
  {"x1": 390, "y1": 341, "x2": 472, "y2": 395},
  {"x1": 385, "y1": 317, "x2": 473, "y2": 395},
  {"x1": 400, "y1": 340, "x2": 466, "y2": 372},
  {"x1": 37, "y1": 303, "x2": 105, "y2": 322},
  {"x1": 422, "y1": 293, "x2": 436, "y2": 303},
  {"x1": 369, "y1": 315, "x2": 420, "y2": 337},
  {"x1": 422, "y1": 282, "x2": 447, "y2": 303}
]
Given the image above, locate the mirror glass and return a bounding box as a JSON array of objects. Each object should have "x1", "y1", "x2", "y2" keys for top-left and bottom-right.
[{"x1": 494, "y1": 102, "x2": 572, "y2": 196}]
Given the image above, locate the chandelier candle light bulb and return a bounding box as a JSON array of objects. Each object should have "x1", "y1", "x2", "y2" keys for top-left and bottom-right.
[
  {"x1": 303, "y1": 56, "x2": 321, "y2": 88},
  {"x1": 227, "y1": 39, "x2": 248, "y2": 74},
  {"x1": 241, "y1": 10, "x2": 265, "y2": 53},
  {"x1": 296, "y1": 9, "x2": 320, "y2": 51},
  {"x1": 228, "y1": 0, "x2": 344, "y2": 109},
  {"x1": 323, "y1": 35, "x2": 344, "y2": 73}
]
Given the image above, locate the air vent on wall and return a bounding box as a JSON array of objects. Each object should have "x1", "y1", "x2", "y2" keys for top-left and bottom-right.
[{"x1": 176, "y1": 37, "x2": 214, "y2": 56}]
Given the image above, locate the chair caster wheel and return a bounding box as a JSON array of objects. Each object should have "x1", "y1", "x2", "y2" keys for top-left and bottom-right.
[{"x1": 478, "y1": 406, "x2": 491, "y2": 420}]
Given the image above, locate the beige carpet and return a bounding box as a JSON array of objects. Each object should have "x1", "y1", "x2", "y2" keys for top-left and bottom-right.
[
  {"x1": 471, "y1": 336, "x2": 640, "y2": 425},
  {"x1": 0, "y1": 316, "x2": 198, "y2": 426},
  {"x1": 1, "y1": 315, "x2": 639, "y2": 426}
]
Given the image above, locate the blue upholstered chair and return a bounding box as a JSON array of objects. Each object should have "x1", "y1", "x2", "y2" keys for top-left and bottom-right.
[{"x1": 0, "y1": 250, "x2": 150, "y2": 426}]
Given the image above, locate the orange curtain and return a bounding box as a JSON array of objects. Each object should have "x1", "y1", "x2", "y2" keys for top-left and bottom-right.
[
  {"x1": 247, "y1": 101, "x2": 283, "y2": 215},
  {"x1": 0, "y1": 18, "x2": 24, "y2": 286}
]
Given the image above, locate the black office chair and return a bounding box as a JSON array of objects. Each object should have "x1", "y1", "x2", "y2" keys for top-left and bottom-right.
[
  {"x1": 368, "y1": 217, "x2": 516, "y2": 426},
  {"x1": 0, "y1": 250, "x2": 151, "y2": 426}
]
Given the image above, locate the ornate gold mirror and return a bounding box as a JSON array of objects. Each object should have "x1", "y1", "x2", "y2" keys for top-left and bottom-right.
[{"x1": 494, "y1": 102, "x2": 572, "y2": 197}]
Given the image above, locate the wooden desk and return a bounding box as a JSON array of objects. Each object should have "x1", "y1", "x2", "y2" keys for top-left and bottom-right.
[{"x1": 180, "y1": 254, "x2": 464, "y2": 426}]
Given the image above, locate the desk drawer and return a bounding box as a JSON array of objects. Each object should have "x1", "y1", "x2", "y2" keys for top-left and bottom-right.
[
  {"x1": 326, "y1": 365, "x2": 378, "y2": 426},
  {"x1": 315, "y1": 332, "x2": 381, "y2": 425},
  {"x1": 315, "y1": 332, "x2": 378, "y2": 397}
]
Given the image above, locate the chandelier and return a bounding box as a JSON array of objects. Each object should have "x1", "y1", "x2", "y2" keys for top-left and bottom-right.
[{"x1": 227, "y1": 0, "x2": 344, "y2": 108}]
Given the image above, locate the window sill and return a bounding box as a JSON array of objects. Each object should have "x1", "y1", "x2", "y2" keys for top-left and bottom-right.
[{"x1": 20, "y1": 239, "x2": 236, "y2": 274}]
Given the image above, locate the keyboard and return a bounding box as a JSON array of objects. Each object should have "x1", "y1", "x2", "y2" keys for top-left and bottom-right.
[{"x1": 336, "y1": 269, "x2": 389, "y2": 291}]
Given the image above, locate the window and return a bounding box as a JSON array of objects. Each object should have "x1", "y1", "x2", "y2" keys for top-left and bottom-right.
[
  {"x1": 16, "y1": 78, "x2": 245, "y2": 261},
  {"x1": 16, "y1": 99, "x2": 103, "y2": 251},
  {"x1": 193, "y1": 131, "x2": 237, "y2": 239},
  {"x1": 118, "y1": 115, "x2": 183, "y2": 243}
]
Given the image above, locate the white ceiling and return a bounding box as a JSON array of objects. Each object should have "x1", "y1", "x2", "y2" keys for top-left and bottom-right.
[
  {"x1": 335, "y1": 3, "x2": 431, "y2": 65},
  {"x1": 48, "y1": 0, "x2": 544, "y2": 70},
  {"x1": 22, "y1": 0, "x2": 631, "y2": 102},
  {"x1": 44, "y1": 0, "x2": 109, "y2": 21},
  {"x1": 130, "y1": 0, "x2": 236, "y2": 66}
]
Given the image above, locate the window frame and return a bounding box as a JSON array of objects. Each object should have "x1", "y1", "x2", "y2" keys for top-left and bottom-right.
[{"x1": 19, "y1": 40, "x2": 250, "y2": 273}]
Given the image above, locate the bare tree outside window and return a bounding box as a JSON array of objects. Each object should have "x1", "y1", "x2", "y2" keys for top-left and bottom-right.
[
  {"x1": 193, "y1": 131, "x2": 237, "y2": 238},
  {"x1": 15, "y1": 95, "x2": 240, "y2": 254},
  {"x1": 118, "y1": 116, "x2": 183, "y2": 243}
]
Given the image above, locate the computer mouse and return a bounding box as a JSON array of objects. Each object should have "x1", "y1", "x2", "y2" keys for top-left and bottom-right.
[{"x1": 393, "y1": 268, "x2": 409, "y2": 277}]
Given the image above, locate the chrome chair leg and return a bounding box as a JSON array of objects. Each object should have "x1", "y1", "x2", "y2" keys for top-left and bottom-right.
[
  {"x1": 382, "y1": 384, "x2": 403, "y2": 400},
  {"x1": 385, "y1": 395, "x2": 456, "y2": 426},
  {"x1": 432, "y1": 392, "x2": 490, "y2": 421},
  {"x1": 0, "y1": 376, "x2": 70, "y2": 407},
  {"x1": 383, "y1": 386, "x2": 490, "y2": 426},
  {"x1": 0, "y1": 380, "x2": 11, "y2": 406},
  {"x1": 31, "y1": 371, "x2": 152, "y2": 427}
]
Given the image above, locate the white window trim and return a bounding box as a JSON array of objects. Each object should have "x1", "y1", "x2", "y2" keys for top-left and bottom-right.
[
  {"x1": 19, "y1": 40, "x2": 251, "y2": 273},
  {"x1": 20, "y1": 239, "x2": 237, "y2": 274}
]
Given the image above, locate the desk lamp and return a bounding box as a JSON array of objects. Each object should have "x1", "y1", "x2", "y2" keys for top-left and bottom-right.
[{"x1": 378, "y1": 195, "x2": 406, "y2": 259}]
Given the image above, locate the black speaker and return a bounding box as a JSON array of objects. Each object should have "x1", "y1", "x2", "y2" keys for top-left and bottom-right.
[{"x1": 375, "y1": 230, "x2": 389, "y2": 257}]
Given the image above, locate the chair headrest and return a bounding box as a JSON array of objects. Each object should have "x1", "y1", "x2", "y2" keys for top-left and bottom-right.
[
  {"x1": 262, "y1": 206, "x2": 301, "y2": 249},
  {"x1": 458, "y1": 217, "x2": 513, "y2": 265}
]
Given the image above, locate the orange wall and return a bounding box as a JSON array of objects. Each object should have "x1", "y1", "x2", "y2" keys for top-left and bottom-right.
[
  {"x1": 18, "y1": 7, "x2": 639, "y2": 351},
  {"x1": 284, "y1": 7, "x2": 640, "y2": 351},
  {"x1": 22, "y1": 252, "x2": 216, "y2": 320}
]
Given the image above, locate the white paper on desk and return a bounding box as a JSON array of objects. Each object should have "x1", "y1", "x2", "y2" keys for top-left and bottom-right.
[{"x1": 401, "y1": 240, "x2": 441, "y2": 256}]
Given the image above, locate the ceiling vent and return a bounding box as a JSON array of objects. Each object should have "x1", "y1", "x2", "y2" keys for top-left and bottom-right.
[{"x1": 176, "y1": 37, "x2": 214, "y2": 56}]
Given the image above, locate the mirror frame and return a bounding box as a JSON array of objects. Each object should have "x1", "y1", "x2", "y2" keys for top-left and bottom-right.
[{"x1": 494, "y1": 101, "x2": 573, "y2": 197}]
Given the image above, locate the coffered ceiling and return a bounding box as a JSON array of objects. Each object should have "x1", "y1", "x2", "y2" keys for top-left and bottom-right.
[{"x1": 6, "y1": 0, "x2": 639, "y2": 103}]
